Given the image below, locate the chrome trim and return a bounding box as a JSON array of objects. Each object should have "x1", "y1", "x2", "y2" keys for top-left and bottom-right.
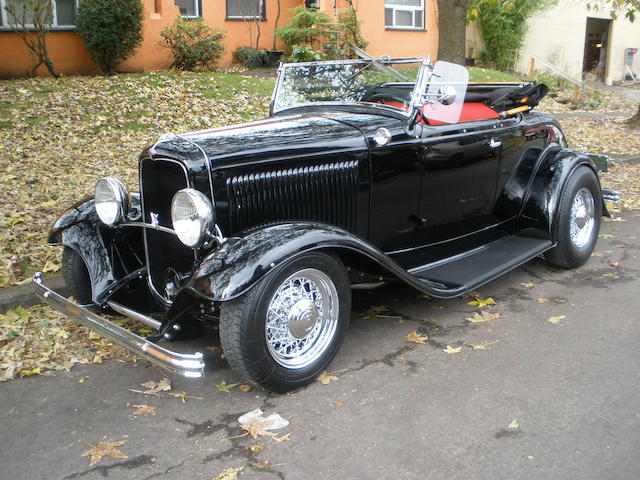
[
  {"x1": 107, "y1": 301, "x2": 162, "y2": 330},
  {"x1": 33, "y1": 273, "x2": 205, "y2": 378},
  {"x1": 120, "y1": 222, "x2": 177, "y2": 235}
]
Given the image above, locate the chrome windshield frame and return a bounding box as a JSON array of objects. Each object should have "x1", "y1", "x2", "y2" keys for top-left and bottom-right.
[{"x1": 270, "y1": 57, "x2": 433, "y2": 118}]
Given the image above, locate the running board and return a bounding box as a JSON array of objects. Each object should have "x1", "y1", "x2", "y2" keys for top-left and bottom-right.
[{"x1": 410, "y1": 235, "x2": 553, "y2": 295}]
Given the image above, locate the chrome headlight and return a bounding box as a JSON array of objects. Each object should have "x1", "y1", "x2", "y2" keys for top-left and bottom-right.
[
  {"x1": 171, "y1": 188, "x2": 214, "y2": 248},
  {"x1": 95, "y1": 177, "x2": 129, "y2": 226}
]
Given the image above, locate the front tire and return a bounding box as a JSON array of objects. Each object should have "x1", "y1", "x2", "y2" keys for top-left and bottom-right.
[
  {"x1": 219, "y1": 252, "x2": 351, "y2": 393},
  {"x1": 61, "y1": 247, "x2": 93, "y2": 304},
  {"x1": 545, "y1": 166, "x2": 602, "y2": 269}
]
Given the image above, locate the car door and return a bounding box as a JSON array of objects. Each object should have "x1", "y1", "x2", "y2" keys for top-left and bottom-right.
[{"x1": 414, "y1": 120, "x2": 503, "y2": 246}]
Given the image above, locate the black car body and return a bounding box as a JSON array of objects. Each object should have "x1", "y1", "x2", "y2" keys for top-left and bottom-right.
[{"x1": 34, "y1": 58, "x2": 611, "y2": 391}]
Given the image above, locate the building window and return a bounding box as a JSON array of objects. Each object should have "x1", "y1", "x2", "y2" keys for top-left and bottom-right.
[
  {"x1": 0, "y1": 0, "x2": 78, "y2": 29},
  {"x1": 175, "y1": 0, "x2": 200, "y2": 18},
  {"x1": 226, "y1": 0, "x2": 266, "y2": 20},
  {"x1": 385, "y1": 0, "x2": 425, "y2": 30}
]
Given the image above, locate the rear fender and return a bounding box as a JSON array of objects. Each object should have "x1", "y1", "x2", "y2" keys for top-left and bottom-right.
[{"x1": 517, "y1": 148, "x2": 603, "y2": 235}]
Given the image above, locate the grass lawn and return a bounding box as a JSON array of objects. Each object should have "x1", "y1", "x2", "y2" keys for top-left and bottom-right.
[{"x1": 0, "y1": 67, "x2": 637, "y2": 288}]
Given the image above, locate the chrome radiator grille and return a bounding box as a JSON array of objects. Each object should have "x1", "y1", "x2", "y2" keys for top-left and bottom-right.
[{"x1": 227, "y1": 161, "x2": 359, "y2": 234}]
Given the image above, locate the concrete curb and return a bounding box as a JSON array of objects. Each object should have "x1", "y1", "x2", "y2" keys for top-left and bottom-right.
[{"x1": 0, "y1": 276, "x2": 69, "y2": 314}]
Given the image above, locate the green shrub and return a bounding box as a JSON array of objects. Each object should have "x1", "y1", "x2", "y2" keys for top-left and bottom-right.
[
  {"x1": 276, "y1": 6, "x2": 333, "y2": 55},
  {"x1": 76, "y1": 0, "x2": 143, "y2": 75},
  {"x1": 288, "y1": 45, "x2": 323, "y2": 62},
  {"x1": 233, "y1": 46, "x2": 268, "y2": 68},
  {"x1": 334, "y1": 4, "x2": 368, "y2": 59},
  {"x1": 160, "y1": 17, "x2": 226, "y2": 71}
]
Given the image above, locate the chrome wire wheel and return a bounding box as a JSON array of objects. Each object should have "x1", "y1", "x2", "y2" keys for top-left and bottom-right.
[
  {"x1": 265, "y1": 268, "x2": 339, "y2": 369},
  {"x1": 569, "y1": 187, "x2": 595, "y2": 248}
]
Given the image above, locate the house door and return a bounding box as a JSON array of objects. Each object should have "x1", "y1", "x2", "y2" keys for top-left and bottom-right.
[{"x1": 583, "y1": 17, "x2": 611, "y2": 80}]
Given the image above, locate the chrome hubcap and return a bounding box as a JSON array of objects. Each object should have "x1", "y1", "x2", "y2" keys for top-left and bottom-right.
[
  {"x1": 570, "y1": 187, "x2": 595, "y2": 248},
  {"x1": 265, "y1": 268, "x2": 338, "y2": 369}
]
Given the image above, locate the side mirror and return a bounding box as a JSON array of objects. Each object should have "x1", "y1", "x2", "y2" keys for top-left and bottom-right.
[{"x1": 438, "y1": 85, "x2": 457, "y2": 105}]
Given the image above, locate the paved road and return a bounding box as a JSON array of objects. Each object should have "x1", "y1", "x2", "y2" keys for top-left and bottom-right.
[{"x1": 2, "y1": 211, "x2": 639, "y2": 480}]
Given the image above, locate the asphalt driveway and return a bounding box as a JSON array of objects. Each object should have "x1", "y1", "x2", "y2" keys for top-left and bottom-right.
[{"x1": 1, "y1": 210, "x2": 639, "y2": 480}]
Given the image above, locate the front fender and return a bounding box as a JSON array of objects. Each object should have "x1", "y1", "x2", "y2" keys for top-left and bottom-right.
[
  {"x1": 517, "y1": 148, "x2": 603, "y2": 235},
  {"x1": 48, "y1": 194, "x2": 142, "y2": 302},
  {"x1": 180, "y1": 222, "x2": 462, "y2": 302}
]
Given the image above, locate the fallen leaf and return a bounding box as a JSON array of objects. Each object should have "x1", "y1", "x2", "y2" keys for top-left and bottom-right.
[
  {"x1": 333, "y1": 400, "x2": 345, "y2": 407},
  {"x1": 469, "y1": 340, "x2": 498, "y2": 350},
  {"x1": 418, "y1": 294, "x2": 431, "y2": 299},
  {"x1": 362, "y1": 305, "x2": 389, "y2": 320},
  {"x1": 599, "y1": 234, "x2": 614, "y2": 239},
  {"x1": 547, "y1": 315, "x2": 566, "y2": 325},
  {"x1": 273, "y1": 432, "x2": 292, "y2": 443},
  {"x1": 537, "y1": 298, "x2": 550, "y2": 304},
  {"x1": 132, "y1": 404, "x2": 157, "y2": 415},
  {"x1": 169, "y1": 391, "x2": 202, "y2": 403},
  {"x1": 140, "y1": 377, "x2": 171, "y2": 394},
  {"x1": 430, "y1": 305, "x2": 444, "y2": 310},
  {"x1": 317, "y1": 372, "x2": 338, "y2": 385},
  {"x1": 249, "y1": 444, "x2": 263, "y2": 454},
  {"x1": 239, "y1": 384, "x2": 252, "y2": 393},
  {"x1": 466, "y1": 311, "x2": 500, "y2": 323},
  {"x1": 216, "y1": 381, "x2": 239, "y2": 393},
  {"x1": 520, "y1": 282, "x2": 536, "y2": 288},
  {"x1": 467, "y1": 297, "x2": 496, "y2": 308},
  {"x1": 213, "y1": 466, "x2": 244, "y2": 480},
  {"x1": 443, "y1": 345, "x2": 462, "y2": 354},
  {"x1": 251, "y1": 460, "x2": 271, "y2": 470},
  {"x1": 405, "y1": 331, "x2": 428, "y2": 344},
  {"x1": 241, "y1": 419, "x2": 276, "y2": 439},
  {"x1": 81, "y1": 440, "x2": 128, "y2": 466},
  {"x1": 508, "y1": 419, "x2": 519, "y2": 429}
]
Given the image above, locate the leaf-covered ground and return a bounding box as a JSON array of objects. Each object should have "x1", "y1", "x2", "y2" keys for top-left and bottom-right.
[
  {"x1": 0, "y1": 71, "x2": 273, "y2": 288},
  {"x1": 0, "y1": 71, "x2": 638, "y2": 380}
]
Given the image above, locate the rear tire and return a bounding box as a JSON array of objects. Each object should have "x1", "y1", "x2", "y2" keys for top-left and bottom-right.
[
  {"x1": 545, "y1": 166, "x2": 602, "y2": 269},
  {"x1": 219, "y1": 252, "x2": 351, "y2": 393},
  {"x1": 61, "y1": 247, "x2": 93, "y2": 304}
]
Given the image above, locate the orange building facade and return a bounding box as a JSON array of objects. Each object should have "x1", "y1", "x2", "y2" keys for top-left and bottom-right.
[{"x1": 0, "y1": 0, "x2": 438, "y2": 78}]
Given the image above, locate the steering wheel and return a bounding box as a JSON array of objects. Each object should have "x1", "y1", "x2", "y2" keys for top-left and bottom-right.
[{"x1": 366, "y1": 93, "x2": 409, "y2": 107}]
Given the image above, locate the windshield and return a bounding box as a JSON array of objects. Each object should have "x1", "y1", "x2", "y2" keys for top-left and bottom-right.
[{"x1": 271, "y1": 58, "x2": 426, "y2": 115}]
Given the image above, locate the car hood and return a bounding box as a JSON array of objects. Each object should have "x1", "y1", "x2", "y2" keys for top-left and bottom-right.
[{"x1": 147, "y1": 113, "x2": 368, "y2": 170}]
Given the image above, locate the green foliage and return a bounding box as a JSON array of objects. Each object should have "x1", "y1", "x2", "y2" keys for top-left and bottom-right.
[
  {"x1": 334, "y1": 4, "x2": 368, "y2": 58},
  {"x1": 76, "y1": 0, "x2": 143, "y2": 75},
  {"x1": 587, "y1": 0, "x2": 638, "y2": 22},
  {"x1": 233, "y1": 46, "x2": 268, "y2": 68},
  {"x1": 288, "y1": 45, "x2": 323, "y2": 62},
  {"x1": 470, "y1": 0, "x2": 556, "y2": 71},
  {"x1": 160, "y1": 17, "x2": 225, "y2": 71},
  {"x1": 276, "y1": 6, "x2": 333, "y2": 54}
]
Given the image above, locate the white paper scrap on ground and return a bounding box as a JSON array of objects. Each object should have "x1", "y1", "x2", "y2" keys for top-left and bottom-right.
[{"x1": 238, "y1": 408, "x2": 290, "y2": 430}]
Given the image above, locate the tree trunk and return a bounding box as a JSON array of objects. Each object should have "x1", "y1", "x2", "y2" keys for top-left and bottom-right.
[
  {"x1": 436, "y1": 0, "x2": 469, "y2": 64},
  {"x1": 627, "y1": 104, "x2": 640, "y2": 128}
]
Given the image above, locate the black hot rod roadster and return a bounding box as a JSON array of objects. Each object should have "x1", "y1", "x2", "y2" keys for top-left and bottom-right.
[{"x1": 34, "y1": 57, "x2": 612, "y2": 392}]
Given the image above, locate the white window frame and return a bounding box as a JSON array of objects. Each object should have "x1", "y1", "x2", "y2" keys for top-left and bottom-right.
[
  {"x1": 226, "y1": 0, "x2": 266, "y2": 20},
  {"x1": 0, "y1": 0, "x2": 79, "y2": 30},
  {"x1": 176, "y1": 0, "x2": 200, "y2": 19},
  {"x1": 384, "y1": 0, "x2": 425, "y2": 31}
]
